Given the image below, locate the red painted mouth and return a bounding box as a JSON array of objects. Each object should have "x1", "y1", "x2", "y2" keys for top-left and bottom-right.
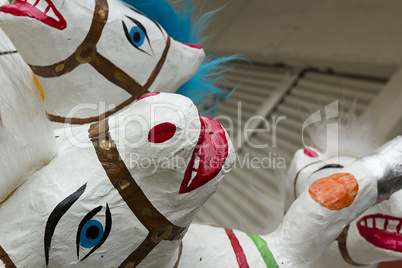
[
  {"x1": 181, "y1": 42, "x2": 203, "y2": 50},
  {"x1": 0, "y1": 0, "x2": 66, "y2": 30},
  {"x1": 179, "y1": 116, "x2": 228, "y2": 194},
  {"x1": 357, "y1": 214, "x2": 402, "y2": 252}
]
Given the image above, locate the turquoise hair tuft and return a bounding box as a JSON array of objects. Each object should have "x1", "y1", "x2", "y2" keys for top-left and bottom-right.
[{"x1": 120, "y1": 0, "x2": 241, "y2": 116}]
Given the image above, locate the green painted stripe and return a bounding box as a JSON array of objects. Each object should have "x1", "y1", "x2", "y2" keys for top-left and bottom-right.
[{"x1": 247, "y1": 234, "x2": 279, "y2": 268}]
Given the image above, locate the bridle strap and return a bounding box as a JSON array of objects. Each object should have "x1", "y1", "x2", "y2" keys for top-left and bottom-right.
[
  {"x1": 30, "y1": 0, "x2": 109, "y2": 78},
  {"x1": 293, "y1": 161, "x2": 320, "y2": 199},
  {"x1": 89, "y1": 36, "x2": 171, "y2": 98},
  {"x1": 89, "y1": 120, "x2": 186, "y2": 268},
  {"x1": 0, "y1": 245, "x2": 16, "y2": 268},
  {"x1": 336, "y1": 225, "x2": 366, "y2": 266},
  {"x1": 30, "y1": 0, "x2": 171, "y2": 124},
  {"x1": 46, "y1": 37, "x2": 171, "y2": 125},
  {"x1": 46, "y1": 95, "x2": 137, "y2": 124},
  {"x1": 173, "y1": 242, "x2": 183, "y2": 268}
]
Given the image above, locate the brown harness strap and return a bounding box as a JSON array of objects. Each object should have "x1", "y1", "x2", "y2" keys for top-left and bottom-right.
[
  {"x1": 89, "y1": 36, "x2": 171, "y2": 98},
  {"x1": 173, "y1": 242, "x2": 183, "y2": 268},
  {"x1": 0, "y1": 245, "x2": 16, "y2": 268},
  {"x1": 89, "y1": 120, "x2": 186, "y2": 268},
  {"x1": 46, "y1": 96, "x2": 137, "y2": 124},
  {"x1": 30, "y1": 0, "x2": 171, "y2": 124},
  {"x1": 293, "y1": 161, "x2": 320, "y2": 199},
  {"x1": 336, "y1": 225, "x2": 366, "y2": 266},
  {"x1": 30, "y1": 0, "x2": 109, "y2": 78}
]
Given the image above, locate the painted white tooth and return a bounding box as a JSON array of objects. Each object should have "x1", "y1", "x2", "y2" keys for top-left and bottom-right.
[
  {"x1": 193, "y1": 157, "x2": 200, "y2": 170},
  {"x1": 188, "y1": 171, "x2": 197, "y2": 187},
  {"x1": 375, "y1": 218, "x2": 385, "y2": 230},
  {"x1": 46, "y1": 7, "x2": 57, "y2": 20},
  {"x1": 26, "y1": 0, "x2": 36, "y2": 6},
  {"x1": 386, "y1": 220, "x2": 397, "y2": 233},
  {"x1": 361, "y1": 220, "x2": 366, "y2": 227},
  {"x1": 387, "y1": 220, "x2": 399, "y2": 233},
  {"x1": 367, "y1": 218, "x2": 373, "y2": 228},
  {"x1": 35, "y1": 0, "x2": 47, "y2": 13}
]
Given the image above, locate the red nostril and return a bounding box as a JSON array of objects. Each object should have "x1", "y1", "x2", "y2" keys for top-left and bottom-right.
[
  {"x1": 304, "y1": 148, "x2": 318, "y2": 158},
  {"x1": 137, "y1": 92, "x2": 160, "y2": 101},
  {"x1": 148, "y1": 122, "x2": 176, "y2": 144},
  {"x1": 181, "y1": 42, "x2": 203, "y2": 50}
]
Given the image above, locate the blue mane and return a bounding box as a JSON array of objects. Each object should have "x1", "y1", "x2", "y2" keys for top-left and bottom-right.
[{"x1": 121, "y1": 0, "x2": 240, "y2": 116}]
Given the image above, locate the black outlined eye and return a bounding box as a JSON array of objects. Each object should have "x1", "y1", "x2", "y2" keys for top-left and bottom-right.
[
  {"x1": 128, "y1": 26, "x2": 146, "y2": 47},
  {"x1": 122, "y1": 16, "x2": 152, "y2": 55},
  {"x1": 76, "y1": 204, "x2": 112, "y2": 261}
]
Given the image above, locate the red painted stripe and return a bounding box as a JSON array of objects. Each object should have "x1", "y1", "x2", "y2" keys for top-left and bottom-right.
[{"x1": 225, "y1": 228, "x2": 249, "y2": 268}]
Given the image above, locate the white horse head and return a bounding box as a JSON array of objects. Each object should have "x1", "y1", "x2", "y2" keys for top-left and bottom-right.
[
  {"x1": 0, "y1": 92, "x2": 235, "y2": 267},
  {"x1": 287, "y1": 145, "x2": 402, "y2": 266},
  {"x1": 0, "y1": 0, "x2": 205, "y2": 122}
]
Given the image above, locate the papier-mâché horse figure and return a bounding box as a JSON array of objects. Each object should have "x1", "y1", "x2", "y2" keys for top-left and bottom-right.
[{"x1": 286, "y1": 124, "x2": 402, "y2": 267}]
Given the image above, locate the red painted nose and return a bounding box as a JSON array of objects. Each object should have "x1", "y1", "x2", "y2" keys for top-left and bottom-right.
[{"x1": 181, "y1": 42, "x2": 203, "y2": 50}]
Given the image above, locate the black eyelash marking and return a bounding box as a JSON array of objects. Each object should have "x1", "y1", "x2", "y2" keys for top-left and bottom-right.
[
  {"x1": 126, "y1": 5, "x2": 166, "y2": 40},
  {"x1": 44, "y1": 183, "x2": 87, "y2": 266},
  {"x1": 314, "y1": 164, "x2": 344, "y2": 173},
  {"x1": 0, "y1": 50, "x2": 18, "y2": 56}
]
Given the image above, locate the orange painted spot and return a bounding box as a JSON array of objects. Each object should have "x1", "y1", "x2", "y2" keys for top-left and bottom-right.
[{"x1": 309, "y1": 173, "x2": 358, "y2": 210}]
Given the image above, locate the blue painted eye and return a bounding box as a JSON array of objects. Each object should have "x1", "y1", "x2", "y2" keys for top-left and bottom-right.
[
  {"x1": 129, "y1": 26, "x2": 145, "y2": 47},
  {"x1": 79, "y1": 219, "x2": 104, "y2": 249},
  {"x1": 122, "y1": 18, "x2": 152, "y2": 54},
  {"x1": 76, "y1": 204, "x2": 112, "y2": 261}
]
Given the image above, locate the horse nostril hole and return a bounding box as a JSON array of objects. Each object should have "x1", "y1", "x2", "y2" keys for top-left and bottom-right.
[
  {"x1": 209, "y1": 132, "x2": 214, "y2": 136},
  {"x1": 148, "y1": 122, "x2": 176, "y2": 143}
]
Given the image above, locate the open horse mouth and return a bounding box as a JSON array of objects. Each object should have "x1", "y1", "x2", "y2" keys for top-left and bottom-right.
[
  {"x1": 0, "y1": 0, "x2": 66, "y2": 30},
  {"x1": 179, "y1": 116, "x2": 228, "y2": 194},
  {"x1": 357, "y1": 214, "x2": 402, "y2": 252}
]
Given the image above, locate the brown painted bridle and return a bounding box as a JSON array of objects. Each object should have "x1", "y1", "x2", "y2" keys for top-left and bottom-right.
[
  {"x1": 89, "y1": 120, "x2": 185, "y2": 268},
  {"x1": 30, "y1": 0, "x2": 171, "y2": 124}
]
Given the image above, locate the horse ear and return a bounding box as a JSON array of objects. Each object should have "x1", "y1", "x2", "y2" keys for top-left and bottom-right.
[
  {"x1": 284, "y1": 148, "x2": 321, "y2": 210},
  {"x1": 0, "y1": 38, "x2": 56, "y2": 202}
]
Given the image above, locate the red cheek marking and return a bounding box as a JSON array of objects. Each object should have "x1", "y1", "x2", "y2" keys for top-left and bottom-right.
[
  {"x1": 148, "y1": 122, "x2": 176, "y2": 144},
  {"x1": 138, "y1": 92, "x2": 160, "y2": 101},
  {"x1": 181, "y1": 42, "x2": 203, "y2": 50},
  {"x1": 309, "y1": 173, "x2": 359, "y2": 210},
  {"x1": 304, "y1": 148, "x2": 319, "y2": 158}
]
